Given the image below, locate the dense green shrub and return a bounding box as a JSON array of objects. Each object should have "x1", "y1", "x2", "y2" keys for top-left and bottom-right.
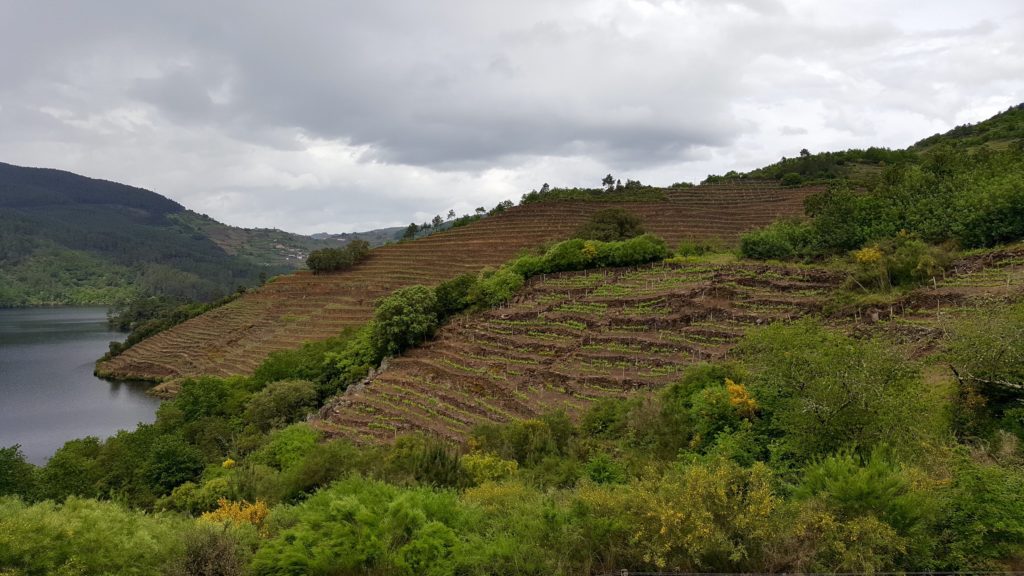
[
  {"x1": 243, "y1": 380, "x2": 318, "y2": 433},
  {"x1": 575, "y1": 208, "x2": 646, "y2": 241},
  {"x1": 850, "y1": 233, "x2": 953, "y2": 290},
  {"x1": 744, "y1": 146, "x2": 1024, "y2": 261},
  {"x1": 0, "y1": 496, "x2": 189, "y2": 575},
  {"x1": 434, "y1": 273, "x2": 476, "y2": 316},
  {"x1": 947, "y1": 303, "x2": 1024, "y2": 415},
  {"x1": 37, "y1": 438, "x2": 104, "y2": 501},
  {"x1": 465, "y1": 267, "x2": 525, "y2": 308},
  {"x1": 305, "y1": 240, "x2": 371, "y2": 273},
  {"x1": 739, "y1": 219, "x2": 815, "y2": 260},
  {"x1": 738, "y1": 320, "x2": 932, "y2": 462},
  {"x1": 935, "y1": 455, "x2": 1024, "y2": 569},
  {"x1": 0, "y1": 446, "x2": 36, "y2": 499},
  {"x1": 250, "y1": 477, "x2": 469, "y2": 576},
  {"x1": 371, "y1": 285, "x2": 440, "y2": 356}
]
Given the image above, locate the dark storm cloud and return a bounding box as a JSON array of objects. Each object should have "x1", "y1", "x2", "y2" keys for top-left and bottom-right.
[{"x1": 0, "y1": 0, "x2": 1021, "y2": 233}]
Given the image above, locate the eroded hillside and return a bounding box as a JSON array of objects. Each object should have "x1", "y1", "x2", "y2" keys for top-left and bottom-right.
[{"x1": 97, "y1": 181, "x2": 820, "y2": 380}]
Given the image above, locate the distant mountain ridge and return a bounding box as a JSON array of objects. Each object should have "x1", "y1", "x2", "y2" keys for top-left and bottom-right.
[{"x1": 0, "y1": 162, "x2": 338, "y2": 306}]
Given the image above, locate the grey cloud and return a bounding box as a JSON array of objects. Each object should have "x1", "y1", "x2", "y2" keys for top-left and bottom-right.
[{"x1": 0, "y1": 0, "x2": 1021, "y2": 233}]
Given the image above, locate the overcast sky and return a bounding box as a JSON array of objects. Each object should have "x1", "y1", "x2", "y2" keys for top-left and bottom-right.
[{"x1": 1, "y1": 1, "x2": 1022, "y2": 234}]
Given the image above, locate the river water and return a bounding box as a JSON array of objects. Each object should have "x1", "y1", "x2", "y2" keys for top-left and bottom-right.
[{"x1": 0, "y1": 307, "x2": 159, "y2": 465}]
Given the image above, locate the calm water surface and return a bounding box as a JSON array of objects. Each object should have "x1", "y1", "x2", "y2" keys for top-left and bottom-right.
[{"x1": 0, "y1": 307, "x2": 159, "y2": 464}]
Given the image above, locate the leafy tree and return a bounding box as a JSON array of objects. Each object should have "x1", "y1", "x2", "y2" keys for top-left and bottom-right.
[
  {"x1": 243, "y1": 380, "x2": 318, "y2": 433},
  {"x1": 446, "y1": 209, "x2": 456, "y2": 220},
  {"x1": 575, "y1": 208, "x2": 646, "y2": 242},
  {"x1": 0, "y1": 445, "x2": 36, "y2": 499},
  {"x1": 305, "y1": 240, "x2": 371, "y2": 273},
  {"x1": 144, "y1": 435, "x2": 205, "y2": 494},
  {"x1": 402, "y1": 222, "x2": 419, "y2": 240},
  {"x1": 738, "y1": 320, "x2": 930, "y2": 462},
  {"x1": 38, "y1": 437, "x2": 104, "y2": 501},
  {"x1": 601, "y1": 173, "x2": 615, "y2": 190},
  {"x1": 371, "y1": 285, "x2": 440, "y2": 356}
]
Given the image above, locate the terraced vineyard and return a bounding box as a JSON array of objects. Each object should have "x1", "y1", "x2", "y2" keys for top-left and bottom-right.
[
  {"x1": 313, "y1": 244, "x2": 1024, "y2": 444},
  {"x1": 313, "y1": 260, "x2": 843, "y2": 443},
  {"x1": 96, "y1": 181, "x2": 823, "y2": 381}
]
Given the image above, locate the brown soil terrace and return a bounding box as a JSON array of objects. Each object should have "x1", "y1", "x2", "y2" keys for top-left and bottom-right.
[
  {"x1": 312, "y1": 245, "x2": 1024, "y2": 444},
  {"x1": 96, "y1": 181, "x2": 822, "y2": 381}
]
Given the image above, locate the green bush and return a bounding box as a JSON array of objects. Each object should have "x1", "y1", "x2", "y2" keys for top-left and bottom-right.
[
  {"x1": 575, "y1": 208, "x2": 646, "y2": 241},
  {"x1": 850, "y1": 234, "x2": 953, "y2": 290},
  {"x1": 305, "y1": 240, "x2": 371, "y2": 273},
  {"x1": 243, "y1": 380, "x2": 318, "y2": 433},
  {"x1": 466, "y1": 267, "x2": 525, "y2": 308},
  {"x1": 371, "y1": 285, "x2": 440, "y2": 356},
  {"x1": 738, "y1": 320, "x2": 931, "y2": 462},
  {"x1": 0, "y1": 496, "x2": 188, "y2": 576},
  {"x1": 780, "y1": 172, "x2": 803, "y2": 186},
  {"x1": 0, "y1": 446, "x2": 36, "y2": 499},
  {"x1": 935, "y1": 455, "x2": 1024, "y2": 569},
  {"x1": 947, "y1": 303, "x2": 1024, "y2": 414},
  {"x1": 250, "y1": 477, "x2": 469, "y2": 576},
  {"x1": 739, "y1": 219, "x2": 815, "y2": 260},
  {"x1": 434, "y1": 273, "x2": 476, "y2": 316},
  {"x1": 37, "y1": 438, "x2": 103, "y2": 501}
]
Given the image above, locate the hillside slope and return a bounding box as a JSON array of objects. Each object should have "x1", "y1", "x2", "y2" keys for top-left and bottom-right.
[
  {"x1": 0, "y1": 162, "x2": 335, "y2": 306},
  {"x1": 96, "y1": 181, "x2": 821, "y2": 380},
  {"x1": 314, "y1": 243, "x2": 1024, "y2": 443}
]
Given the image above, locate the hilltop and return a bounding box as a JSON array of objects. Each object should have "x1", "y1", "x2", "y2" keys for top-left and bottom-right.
[
  {"x1": 0, "y1": 162, "x2": 338, "y2": 306},
  {"x1": 96, "y1": 181, "x2": 820, "y2": 380}
]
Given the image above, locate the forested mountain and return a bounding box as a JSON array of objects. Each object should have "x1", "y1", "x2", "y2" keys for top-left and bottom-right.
[{"x1": 0, "y1": 162, "x2": 336, "y2": 306}]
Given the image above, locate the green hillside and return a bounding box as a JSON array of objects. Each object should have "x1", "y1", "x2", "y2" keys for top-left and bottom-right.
[
  {"x1": 704, "y1": 102, "x2": 1024, "y2": 188},
  {"x1": 0, "y1": 162, "x2": 336, "y2": 306}
]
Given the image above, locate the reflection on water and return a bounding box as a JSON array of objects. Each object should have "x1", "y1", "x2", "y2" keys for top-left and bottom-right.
[{"x1": 0, "y1": 307, "x2": 160, "y2": 465}]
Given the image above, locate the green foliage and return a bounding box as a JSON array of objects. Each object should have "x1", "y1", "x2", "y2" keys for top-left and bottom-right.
[
  {"x1": 384, "y1": 436, "x2": 469, "y2": 489},
  {"x1": 305, "y1": 240, "x2": 370, "y2": 274},
  {"x1": 249, "y1": 424, "x2": 321, "y2": 472},
  {"x1": 935, "y1": 455, "x2": 1024, "y2": 569},
  {"x1": 0, "y1": 496, "x2": 188, "y2": 576},
  {"x1": 796, "y1": 450, "x2": 930, "y2": 537},
  {"x1": 37, "y1": 438, "x2": 104, "y2": 501},
  {"x1": 947, "y1": 303, "x2": 1024, "y2": 415},
  {"x1": 739, "y1": 219, "x2": 815, "y2": 260},
  {"x1": 575, "y1": 208, "x2": 646, "y2": 241},
  {"x1": 433, "y1": 273, "x2": 476, "y2": 316},
  {"x1": 850, "y1": 234, "x2": 953, "y2": 291},
  {"x1": 145, "y1": 435, "x2": 205, "y2": 493},
  {"x1": 243, "y1": 380, "x2": 318, "y2": 433},
  {"x1": 459, "y1": 453, "x2": 518, "y2": 485},
  {"x1": 0, "y1": 446, "x2": 36, "y2": 499},
  {"x1": 738, "y1": 320, "x2": 931, "y2": 462},
  {"x1": 745, "y1": 145, "x2": 1024, "y2": 262},
  {"x1": 0, "y1": 162, "x2": 308, "y2": 307},
  {"x1": 250, "y1": 477, "x2": 466, "y2": 576},
  {"x1": 466, "y1": 267, "x2": 525, "y2": 308},
  {"x1": 520, "y1": 185, "x2": 665, "y2": 204},
  {"x1": 584, "y1": 453, "x2": 626, "y2": 484},
  {"x1": 166, "y1": 525, "x2": 251, "y2": 576},
  {"x1": 371, "y1": 285, "x2": 440, "y2": 356},
  {"x1": 780, "y1": 172, "x2": 803, "y2": 186}
]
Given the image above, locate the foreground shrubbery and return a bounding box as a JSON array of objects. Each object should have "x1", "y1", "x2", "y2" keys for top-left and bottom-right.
[{"x1": 4, "y1": 228, "x2": 1024, "y2": 572}]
